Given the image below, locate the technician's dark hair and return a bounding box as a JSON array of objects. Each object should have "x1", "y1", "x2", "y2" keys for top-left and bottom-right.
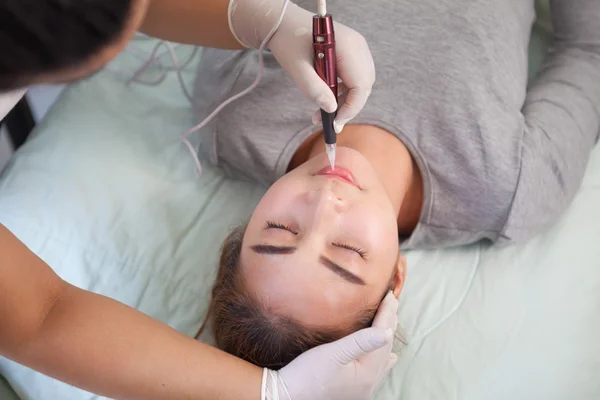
[
  {"x1": 0, "y1": 0, "x2": 135, "y2": 90},
  {"x1": 196, "y1": 224, "x2": 399, "y2": 370}
]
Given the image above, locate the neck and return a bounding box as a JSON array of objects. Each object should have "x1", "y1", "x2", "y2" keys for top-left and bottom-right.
[{"x1": 289, "y1": 125, "x2": 423, "y2": 235}]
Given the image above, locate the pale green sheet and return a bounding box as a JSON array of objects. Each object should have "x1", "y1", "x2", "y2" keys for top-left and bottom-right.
[
  {"x1": 1, "y1": 3, "x2": 599, "y2": 399},
  {"x1": 0, "y1": 376, "x2": 19, "y2": 400}
]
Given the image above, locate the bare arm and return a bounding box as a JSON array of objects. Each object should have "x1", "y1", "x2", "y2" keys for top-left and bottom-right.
[
  {"x1": 0, "y1": 223, "x2": 261, "y2": 400},
  {"x1": 140, "y1": 0, "x2": 244, "y2": 49}
]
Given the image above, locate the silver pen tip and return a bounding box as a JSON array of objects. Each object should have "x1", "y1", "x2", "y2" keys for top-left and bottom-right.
[{"x1": 325, "y1": 143, "x2": 336, "y2": 170}]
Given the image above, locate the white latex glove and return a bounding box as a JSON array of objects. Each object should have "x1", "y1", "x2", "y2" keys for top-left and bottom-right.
[
  {"x1": 263, "y1": 292, "x2": 399, "y2": 400},
  {"x1": 228, "y1": 0, "x2": 376, "y2": 134}
]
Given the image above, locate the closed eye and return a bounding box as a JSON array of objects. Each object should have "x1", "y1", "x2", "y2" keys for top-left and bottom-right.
[
  {"x1": 265, "y1": 222, "x2": 365, "y2": 258},
  {"x1": 265, "y1": 221, "x2": 298, "y2": 235},
  {"x1": 333, "y1": 242, "x2": 367, "y2": 259}
]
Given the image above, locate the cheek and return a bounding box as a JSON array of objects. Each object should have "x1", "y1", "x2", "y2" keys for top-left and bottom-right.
[
  {"x1": 345, "y1": 204, "x2": 398, "y2": 255},
  {"x1": 250, "y1": 176, "x2": 306, "y2": 220},
  {"x1": 253, "y1": 189, "x2": 293, "y2": 219},
  {"x1": 248, "y1": 191, "x2": 291, "y2": 233}
]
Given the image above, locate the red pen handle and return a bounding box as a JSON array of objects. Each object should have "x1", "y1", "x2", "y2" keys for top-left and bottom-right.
[
  {"x1": 313, "y1": 14, "x2": 337, "y2": 144},
  {"x1": 313, "y1": 15, "x2": 337, "y2": 100}
]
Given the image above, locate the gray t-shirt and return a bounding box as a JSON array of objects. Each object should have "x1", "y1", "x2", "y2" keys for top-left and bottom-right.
[{"x1": 193, "y1": 0, "x2": 600, "y2": 249}]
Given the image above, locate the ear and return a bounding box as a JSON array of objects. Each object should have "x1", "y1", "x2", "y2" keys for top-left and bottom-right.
[{"x1": 392, "y1": 255, "x2": 407, "y2": 299}]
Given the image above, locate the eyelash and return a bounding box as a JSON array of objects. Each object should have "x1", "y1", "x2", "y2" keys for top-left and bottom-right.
[
  {"x1": 334, "y1": 242, "x2": 368, "y2": 259},
  {"x1": 266, "y1": 221, "x2": 367, "y2": 258},
  {"x1": 266, "y1": 221, "x2": 298, "y2": 235}
]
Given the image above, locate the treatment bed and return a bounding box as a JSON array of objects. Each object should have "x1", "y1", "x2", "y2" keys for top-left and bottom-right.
[{"x1": 1, "y1": 1, "x2": 599, "y2": 398}]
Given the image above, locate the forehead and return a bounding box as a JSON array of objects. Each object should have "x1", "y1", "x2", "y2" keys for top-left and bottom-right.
[{"x1": 240, "y1": 247, "x2": 373, "y2": 328}]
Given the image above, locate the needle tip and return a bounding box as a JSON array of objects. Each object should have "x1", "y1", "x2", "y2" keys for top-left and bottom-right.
[{"x1": 326, "y1": 143, "x2": 336, "y2": 170}]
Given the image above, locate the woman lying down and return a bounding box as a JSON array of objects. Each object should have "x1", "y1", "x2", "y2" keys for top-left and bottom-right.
[{"x1": 193, "y1": 0, "x2": 600, "y2": 369}]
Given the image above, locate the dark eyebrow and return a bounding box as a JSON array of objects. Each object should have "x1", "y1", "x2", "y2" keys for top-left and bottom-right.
[
  {"x1": 251, "y1": 245, "x2": 366, "y2": 286},
  {"x1": 320, "y1": 256, "x2": 366, "y2": 285},
  {"x1": 251, "y1": 245, "x2": 297, "y2": 255}
]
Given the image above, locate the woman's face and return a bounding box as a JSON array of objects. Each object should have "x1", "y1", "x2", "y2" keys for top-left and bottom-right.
[{"x1": 241, "y1": 147, "x2": 405, "y2": 329}]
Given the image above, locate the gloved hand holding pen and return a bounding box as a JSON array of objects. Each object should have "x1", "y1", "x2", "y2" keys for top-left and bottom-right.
[{"x1": 229, "y1": 0, "x2": 376, "y2": 134}]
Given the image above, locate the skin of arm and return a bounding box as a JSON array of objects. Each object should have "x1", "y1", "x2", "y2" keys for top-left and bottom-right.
[
  {"x1": 0, "y1": 223, "x2": 261, "y2": 400},
  {"x1": 140, "y1": 0, "x2": 245, "y2": 50}
]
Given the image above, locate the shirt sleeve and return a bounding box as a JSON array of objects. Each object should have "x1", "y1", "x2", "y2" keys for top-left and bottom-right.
[
  {"x1": 500, "y1": 0, "x2": 600, "y2": 243},
  {"x1": 523, "y1": 0, "x2": 600, "y2": 143}
]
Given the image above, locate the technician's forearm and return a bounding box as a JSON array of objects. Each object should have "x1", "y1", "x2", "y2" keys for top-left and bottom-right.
[
  {"x1": 9, "y1": 284, "x2": 261, "y2": 400},
  {"x1": 141, "y1": 0, "x2": 245, "y2": 50}
]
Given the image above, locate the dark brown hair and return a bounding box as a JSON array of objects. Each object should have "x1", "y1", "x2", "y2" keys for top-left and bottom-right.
[
  {"x1": 196, "y1": 224, "x2": 392, "y2": 370},
  {"x1": 0, "y1": 0, "x2": 135, "y2": 90}
]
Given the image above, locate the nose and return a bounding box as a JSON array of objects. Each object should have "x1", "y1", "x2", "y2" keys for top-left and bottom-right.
[{"x1": 304, "y1": 187, "x2": 346, "y2": 231}]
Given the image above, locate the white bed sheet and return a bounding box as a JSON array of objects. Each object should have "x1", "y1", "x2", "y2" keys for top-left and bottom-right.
[{"x1": 1, "y1": 29, "x2": 599, "y2": 400}]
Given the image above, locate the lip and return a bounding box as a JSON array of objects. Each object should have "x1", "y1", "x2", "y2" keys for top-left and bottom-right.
[{"x1": 315, "y1": 166, "x2": 361, "y2": 189}]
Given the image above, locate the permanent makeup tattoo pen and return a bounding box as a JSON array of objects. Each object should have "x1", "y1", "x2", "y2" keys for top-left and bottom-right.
[{"x1": 313, "y1": 0, "x2": 337, "y2": 169}]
